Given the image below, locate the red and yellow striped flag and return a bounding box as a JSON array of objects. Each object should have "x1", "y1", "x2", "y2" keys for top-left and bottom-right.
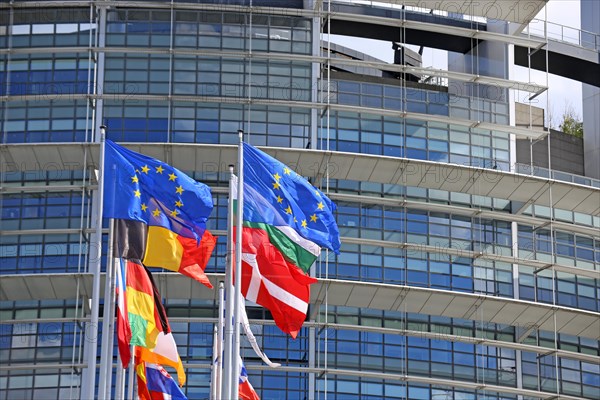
[{"x1": 116, "y1": 259, "x2": 171, "y2": 366}]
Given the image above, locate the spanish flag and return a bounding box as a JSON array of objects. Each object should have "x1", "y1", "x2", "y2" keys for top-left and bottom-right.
[{"x1": 114, "y1": 219, "x2": 216, "y2": 288}]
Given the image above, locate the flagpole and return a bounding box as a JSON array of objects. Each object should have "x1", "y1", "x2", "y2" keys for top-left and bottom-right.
[
  {"x1": 221, "y1": 164, "x2": 236, "y2": 399},
  {"x1": 216, "y1": 282, "x2": 224, "y2": 400},
  {"x1": 114, "y1": 352, "x2": 125, "y2": 400},
  {"x1": 84, "y1": 124, "x2": 107, "y2": 400},
  {"x1": 99, "y1": 219, "x2": 116, "y2": 400},
  {"x1": 126, "y1": 344, "x2": 134, "y2": 400},
  {"x1": 232, "y1": 129, "x2": 245, "y2": 400},
  {"x1": 210, "y1": 325, "x2": 218, "y2": 400},
  {"x1": 210, "y1": 282, "x2": 224, "y2": 400}
]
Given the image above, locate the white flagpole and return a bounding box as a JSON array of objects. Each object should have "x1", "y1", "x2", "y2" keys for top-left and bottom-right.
[
  {"x1": 99, "y1": 220, "x2": 116, "y2": 399},
  {"x1": 126, "y1": 343, "x2": 135, "y2": 400},
  {"x1": 221, "y1": 165, "x2": 236, "y2": 399},
  {"x1": 211, "y1": 282, "x2": 224, "y2": 400},
  {"x1": 232, "y1": 130, "x2": 245, "y2": 400},
  {"x1": 114, "y1": 352, "x2": 125, "y2": 400},
  {"x1": 210, "y1": 325, "x2": 218, "y2": 400},
  {"x1": 84, "y1": 124, "x2": 107, "y2": 400},
  {"x1": 216, "y1": 282, "x2": 224, "y2": 399}
]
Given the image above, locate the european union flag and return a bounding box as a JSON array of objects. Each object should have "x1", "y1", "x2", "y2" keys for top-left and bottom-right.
[
  {"x1": 242, "y1": 142, "x2": 340, "y2": 253},
  {"x1": 103, "y1": 140, "x2": 213, "y2": 241}
]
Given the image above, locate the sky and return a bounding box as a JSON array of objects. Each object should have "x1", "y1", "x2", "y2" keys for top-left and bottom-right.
[
  {"x1": 326, "y1": 0, "x2": 584, "y2": 126},
  {"x1": 521, "y1": 0, "x2": 582, "y2": 125}
]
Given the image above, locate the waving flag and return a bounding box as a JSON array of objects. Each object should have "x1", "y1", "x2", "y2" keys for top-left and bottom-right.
[
  {"x1": 116, "y1": 258, "x2": 185, "y2": 387},
  {"x1": 114, "y1": 219, "x2": 216, "y2": 288},
  {"x1": 136, "y1": 356, "x2": 188, "y2": 400},
  {"x1": 115, "y1": 258, "x2": 131, "y2": 368},
  {"x1": 104, "y1": 140, "x2": 215, "y2": 288},
  {"x1": 116, "y1": 259, "x2": 169, "y2": 360},
  {"x1": 239, "y1": 358, "x2": 260, "y2": 400},
  {"x1": 137, "y1": 332, "x2": 186, "y2": 387},
  {"x1": 234, "y1": 143, "x2": 340, "y2": 338},
  {"x1": 242, "y1": 142, "x2": 340, "y2": 259}
]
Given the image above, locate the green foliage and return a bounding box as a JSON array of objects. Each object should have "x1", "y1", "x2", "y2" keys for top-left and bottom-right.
[{"x1": 559, "y1": 110, "x2": 583, "y2": 138}]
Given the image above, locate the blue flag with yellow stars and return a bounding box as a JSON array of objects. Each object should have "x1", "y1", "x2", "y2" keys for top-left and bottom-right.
[
  {"x1": 103, "y1": 140, "x2": 213, "y2": 241},
  {"x1": 242, "y1": 142, "x2": 340, "y2": 254}
]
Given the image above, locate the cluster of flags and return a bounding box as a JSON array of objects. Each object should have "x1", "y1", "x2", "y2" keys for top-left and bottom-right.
[{"x1": 101, "y1": 139, "x2": 340, "y2": 399}]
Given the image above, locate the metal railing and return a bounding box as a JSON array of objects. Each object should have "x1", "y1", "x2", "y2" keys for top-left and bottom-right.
[
  {"x1": 332, "y1": 1, "x2": 600, "y2": 51},
  {"x1": 515, "y1": 163, "x2": 600, "y2": 189},
  {"x1": 524, "y1": 19, "x2": 600, "y2": 51}
]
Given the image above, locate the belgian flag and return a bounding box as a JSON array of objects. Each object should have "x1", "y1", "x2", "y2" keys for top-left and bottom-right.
[
  {"x1": 103, "y1": 139, "x2": 216, "y2": 288},
  {"x1": 114, "y1": 219, "x2": 216, "y2": 288}
]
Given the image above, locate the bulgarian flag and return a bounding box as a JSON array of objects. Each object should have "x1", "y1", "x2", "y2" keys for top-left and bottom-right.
[{"x1": 234, "y1": 143, "x2": 340, "y2": 338}]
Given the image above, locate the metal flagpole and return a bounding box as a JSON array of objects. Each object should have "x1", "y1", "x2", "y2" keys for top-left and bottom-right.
[
  {"x1": 221, "y1": 164, "x2": 236, "y2": 399},
  {"x1": 126, "y1": 343, "x2": 135, "y2": 400},
  {"x1": 84, "y1": 124, "x2": 107, "y2": 400},
  {"x1": 210, "y1": 325, "x2": 218, "y2": 400},
  {"x1": 232, "y1": 129, "x2": 245, "y2": 400},
  {"x1": 99, "y1": 219, "x2": 116, "y2": 399},
  {"x1": 114, "y1": 352, "x2": 125, "y2": 400},
  {"x1": 216, "y1": 282, "x2": 224, "y2": 399},
  {"x1": 210, "y1": 282, "x2": 224, "y2": 400}
]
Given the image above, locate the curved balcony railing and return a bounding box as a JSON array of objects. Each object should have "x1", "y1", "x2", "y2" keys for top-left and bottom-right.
[
  {"x1": 333, "y1": 1, "x2": 600, "y2": 51},
  {"x1": 515, "y1": 162, "x2": 600, "y2": 189},
  {"x1": 525, "y1": 19, "x2": 600, "y2": 51}
]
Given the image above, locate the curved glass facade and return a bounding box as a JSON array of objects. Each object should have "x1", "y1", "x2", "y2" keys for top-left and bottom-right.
[{"x1": 1, "y1": 1, "x2": 599, "y2": 399}]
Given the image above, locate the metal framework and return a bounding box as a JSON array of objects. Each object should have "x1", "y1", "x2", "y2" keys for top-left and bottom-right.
[{"x1": 1, "y1": 0, "x2": 598, "y2": 399}]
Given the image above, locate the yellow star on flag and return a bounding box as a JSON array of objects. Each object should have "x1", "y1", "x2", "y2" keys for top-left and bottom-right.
[
  {"x1": 141, "y1": 165, "x2": 150, "y2": 174},
  {"x1": 314, "y1": 190, "x2": 320, "y2": 197},
  {"x1": 131, "y1": 175, "x2": 139, "y2": 183},
  {"x1": 170, "y1": 209, "x2": 179, "y2": 217},
  {"x1": 276, "y1": 195, "x2": 283, "y2": 204},
  {"x1": 141, "y1": 203, "x2": 148, "y2": 212},
  {"x1": 168, "y1": 173, "x2": 177, "y2": 181},
  {"x1": 294, "y1": 217, "x2": 297, "y2": 223},
  {"x1": 301, "y1": 219, "x2": 307, "y2": 228},
  {"x1": 175, "y1": 200, "x2": 183, "y2": 208},
  {"x1": 155, "y1": 165, "x2": 164, "y2": 174},
  {"x1": 310, "y1": 214, "x2": 318, "y2": 222},
  {"x1": 273, "y1": 181, "x2": 281, "y2": 190},
  {"x1": 175, "y1": 185, "x2": 184, "y2": 195},
  {"x1": 283, "y1": 167, "x2": 291, "y2": 175},
  {"x1": 152, "y1": 209, "x2": 161, "y2": 217},
  {"x1": 273, "y1": 173, "x2": 281, "y2": 181},
  {"x1": 285, "y1": 206, "x2": 293, "y2": 214},
  {"x1": 317, "y1": 202, "x2": 324, "y2": 210},
  {"x1": 133, "y1": 189, "x2": 141, "y2": 198}
]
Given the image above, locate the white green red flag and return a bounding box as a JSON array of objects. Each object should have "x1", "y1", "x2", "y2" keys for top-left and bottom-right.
[{"x1": 234, "y1": 143, "x2": 340, "y2": 338}]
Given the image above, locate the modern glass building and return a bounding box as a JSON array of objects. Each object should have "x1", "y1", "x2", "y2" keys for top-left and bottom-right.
[{"x1": 1, "y1": 1, "x2": 599, "y2": 399}]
